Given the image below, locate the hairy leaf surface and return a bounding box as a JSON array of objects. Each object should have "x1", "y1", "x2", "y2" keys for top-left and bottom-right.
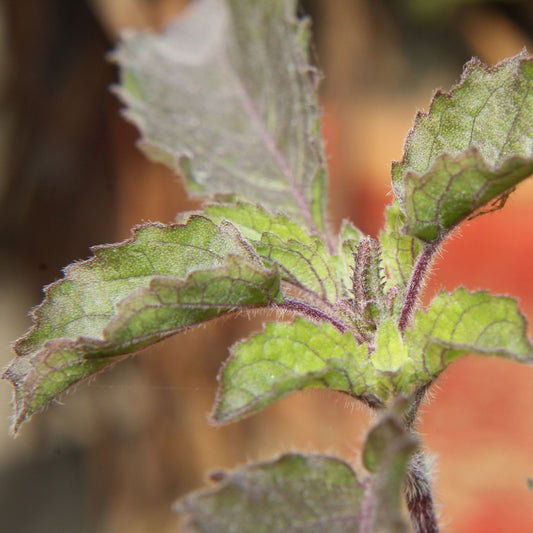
[
  {"x1": 372, "y1": 319, "x2": 409, "y2": 374},
  {"x1": 337, "y1": 219, "x2": 364, "y2": 294},
  {"x1": 380, "y1": 203, "x2": 423, "y2": 290},
  {"x1": 213, "y1": 318, "x2": 384, "y2": 424},
  {"x1": 175, "y1": 453, "x2": 365, "y2": 533},
  {"x1": 393, "y1": 54, "x2": 533, "y2": 241},
  {"x1": 407, "y1": 287, "x2": 533, "y2": 380},
  {"x1": 115, "y1": 0, "x2": 328, "y2": 234},
  {"x1": 3, "y1": 217, "x2": 282, "y2": 433},
  {"x1": 351, "y1": 236, "x2": 387, "y2": 333},
  {"x1": 205, "y1": 202, "x2": 340, "y2": 302}
]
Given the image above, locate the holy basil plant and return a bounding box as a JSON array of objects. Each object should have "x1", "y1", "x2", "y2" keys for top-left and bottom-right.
[{"x1": 4, "y1": 0, "x2": 533, "y2": 531}]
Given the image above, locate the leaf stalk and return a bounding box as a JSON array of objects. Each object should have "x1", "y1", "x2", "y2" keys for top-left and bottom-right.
[
  {"x1": 280, "y1": 297, "x2": 349, "y2": 334},
  {"x1": 398, "y1": 242, "x2": 439, "y2": 333}
]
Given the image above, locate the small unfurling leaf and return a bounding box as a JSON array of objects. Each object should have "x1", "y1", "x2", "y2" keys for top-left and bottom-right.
[
  {"x1": 380, "y1": 202, "x2": 423, "y2": 291},
  {"x1": 352, "y1": 236, "x2": 387, "y2": 333}
]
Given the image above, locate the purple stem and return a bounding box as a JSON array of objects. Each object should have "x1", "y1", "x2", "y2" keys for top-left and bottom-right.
[
  {"x1": 406, "y1": 452, "x2": 440, "y2": 533},
  {"x1": 396, "y1": 241, "x2": 441, "y2": 531},
  {"x1": 398, "y1": 241, "x2": 440, "y2": 333},
  {"x1": 402, "y1": 387, "x2": 440, "y2": 532},
  {"x1": 359, "y1": 478, "x2": 374, "y2": 533},
  {"x1": 279, "y1": 297, "x2": 348, "y2": 334}
]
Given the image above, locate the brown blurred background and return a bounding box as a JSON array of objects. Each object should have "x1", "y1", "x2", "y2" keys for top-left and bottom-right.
[{"x1": 0, "y1": 0, "x2": 532, "y2": 531}]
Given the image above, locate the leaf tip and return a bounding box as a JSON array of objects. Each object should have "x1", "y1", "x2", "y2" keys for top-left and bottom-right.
[{"x1": 2, "y1": 359, "x2": 31, "y2": 436}]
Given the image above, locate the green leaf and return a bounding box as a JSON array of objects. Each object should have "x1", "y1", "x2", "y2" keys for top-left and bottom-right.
[
  {"x1": 3, "y1": 217, "x2": 282, "y2": 433},
  {"x1": 204, "y1": 202, "x2": 340, "y2": 303},
  {"x1": 393, "y1": 54, "x2": 533, "y2": 242},
  {"x1": 175, "y1": 453, "x2": 365, "y2": 533},
  {"x1": 114, "y1": 0, "x2": 328, "y2": 234},
  {"x1": 104, "y1": 257, "x2": 282, "y2": 346},
  {"x1": 213, "y1": 318, "x2": 385, "y2": 424},
  {"x1": 407, "y1": 287, "x2": 533, "y2": 380},
  {"x1": 372, "y1": 319, "x2": 409, "y2": 374},
  {"x1": 380, "y1": 203, "x2": 423, "y2": 290},
  {"x1": 337, "y1": 219, "x2": 364, "y2": 293},
  {"x1": 204, "y1": 201, "x2": 313, "y2": 244},
  {"x1": 362, "y1": 409, "x2": 418, "y2": 533},
  {"x1": 372, "y1": 319, "x2": 415, "y2": 395}
]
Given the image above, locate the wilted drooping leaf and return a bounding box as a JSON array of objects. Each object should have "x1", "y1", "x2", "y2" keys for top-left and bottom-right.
[
  {"x1": 213, "y1": 318, "x2": 387, "y2": 424},
  {"x1": 115, "y1": 0, "x2": 329, "y2": 234},
  {"x1": 175, "y1": 453, "x2": 365, "y2": 533},
  {"x1": 3, "y1": 217, "x2": 282, "y2": 433},
  {"x1": 393, "y1": 54, "x2": 533, "y2": 241},
  {"x1": 407, "y1": 287, "x2": 533, "y2": 380}
]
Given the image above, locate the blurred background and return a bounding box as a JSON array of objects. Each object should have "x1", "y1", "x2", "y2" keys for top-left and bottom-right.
[{"x1": 0, "y1": 0, "x2": 532, "y2": 531}]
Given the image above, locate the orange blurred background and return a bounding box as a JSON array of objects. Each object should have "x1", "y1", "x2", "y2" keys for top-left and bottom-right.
[{"x1": 0, "y1": 1, "x2": 532, "y2": 531}]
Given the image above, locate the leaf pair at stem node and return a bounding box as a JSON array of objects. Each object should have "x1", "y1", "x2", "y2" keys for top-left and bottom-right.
[{"x1": 3, "y1": 1, "x2": 533, "y2": 531}]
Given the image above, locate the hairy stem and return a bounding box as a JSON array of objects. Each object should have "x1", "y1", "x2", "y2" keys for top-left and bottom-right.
[
  {"x1": 405, "y1": 452, "x2": 440, "y2": 533},
  {"x1": 404, "y1": 384, "x2": 432, "y2": 430},
  {"x1": 398, "y1": 242, "x2": 440, "y2": 333},
  {"x1": 341, "y1": 390, "x2": 384, "y2": 410},
  {"x1": 279, "y1": 297, "x2": 348, "y2": 334},
  {"x1": 403, "y1": 390, "x2": 439, "y2": 531},
  {"x1": 359, "y1": 478, "x2": 374, "y2": 533}
]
